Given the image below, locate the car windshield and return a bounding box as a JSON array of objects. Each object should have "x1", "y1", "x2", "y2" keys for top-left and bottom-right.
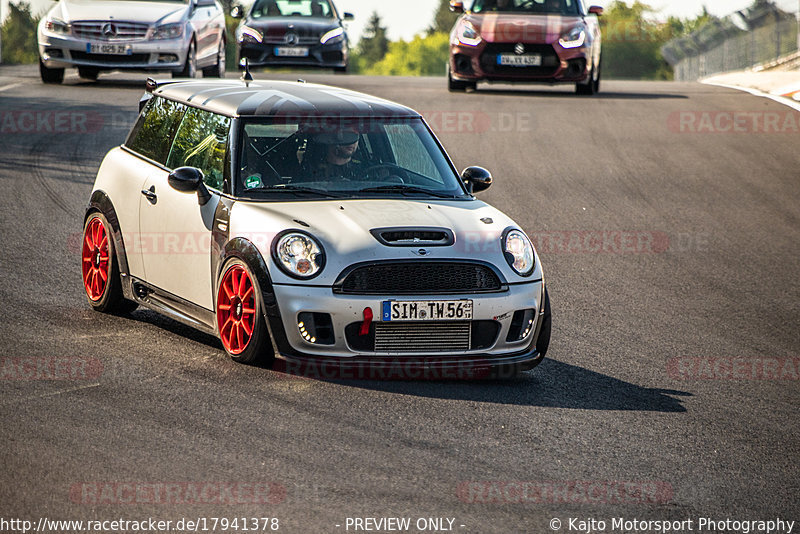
[
  {"x1": 238, "y1": 117, "x2": 468, "y2": 200},
  {"x1": 470, "y1": 0, "x2": 580, "y2": 15},
  {"x1": 251, "y1": 0, "x2": 335, "y2": 18}
]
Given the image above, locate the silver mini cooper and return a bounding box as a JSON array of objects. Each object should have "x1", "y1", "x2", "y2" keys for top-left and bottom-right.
[{"x1": 82, "y1": 77, "x2": 551, "y2": 378}]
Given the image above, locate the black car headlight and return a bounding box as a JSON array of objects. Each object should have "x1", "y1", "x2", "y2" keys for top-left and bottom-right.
[
  {"x1": 273, "y1": 231, "x2": 325, "y2": 279},
  {"x1": 502, "y1": 229, "x2": 535, "y2": 276},
  {"x1": 320, "y1": 28, "x2": 344, "y2": 45},
  {"x1": 237, "y1": 25, "x2": 263, "y2": 44}
]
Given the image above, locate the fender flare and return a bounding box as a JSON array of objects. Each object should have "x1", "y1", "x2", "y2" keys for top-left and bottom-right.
[
  {"x1": 218, "y1": 238, "x2": 296, "y2": 357},
  {"x1": 86, "y1": 191, "x2": 131, "y2": 279}
]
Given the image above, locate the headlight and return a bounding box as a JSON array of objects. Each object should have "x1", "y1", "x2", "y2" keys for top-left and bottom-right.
[
  {"x1": 273, "y1": 232, "x2": 325, "y2": 279},
  {"x1": 237, "y1": 24, "x2": 263, "y2": 44},
  {"x1": 44, "y1": 18, "x2": 70, "y2": 35},
  {"x1": 559, "y1": 25, "x2": 586, "y2": 48},
  {"x1": 320, "y1": 27, "x2": 344, "y2": 45},
  {"x1": 152, "y1": 23, "x2": 184, "y2": 40},
  {"x1": 456, "y1": 21, "x2": 481, "y2": 46},
  {"x1": 502, "y1": 229, "x2": 535, "y2": 276}
]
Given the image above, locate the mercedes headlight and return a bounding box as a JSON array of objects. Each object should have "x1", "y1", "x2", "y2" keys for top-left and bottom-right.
[
  {"x1": 237, "y1": 24, "x2": 263, "y2": 44},
  {"x1": 502, "y1": 229, "x2": 535, "y2": 276},
  {"x1": 559, "y1": 25, "x2": 586, "y2": 48},
  {"x1": 273, "y1": 232, "x2": 325, "y2": 279},
  {"x1": 456, "y1": 21, "x2": 481, "y2": 46},
  {"x1": 152, "y1": 23, "x2": 184, "y2": 40},
  {"x1": 320, "y1": 27, "x2": 344, "y2": 45},
  {"x1": 44, "y1": 18, "x2": 70, "y2": 35}
]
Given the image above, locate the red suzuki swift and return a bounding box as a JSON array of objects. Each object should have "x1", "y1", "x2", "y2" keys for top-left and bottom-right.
[{"x1": 448, "y1": 0, "x2": 603, "y2": 94}]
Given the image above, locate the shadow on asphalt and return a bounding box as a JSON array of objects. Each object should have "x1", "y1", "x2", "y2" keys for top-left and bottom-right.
[
  {"x1": 314, "y1": 358, "x2": 691, "y2": 412},
  {"x1": 471, "y1": 88, "x2": 689, "y2": 100}
]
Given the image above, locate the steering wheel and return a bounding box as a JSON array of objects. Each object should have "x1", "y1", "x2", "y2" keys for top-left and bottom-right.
[{"x1": 362, "y1": 162, "x2": 408, "y2": 184}]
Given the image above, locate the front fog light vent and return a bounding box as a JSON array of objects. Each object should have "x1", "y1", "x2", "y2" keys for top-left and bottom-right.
[
  {"x1": 506, "y1": 309, "x2": 536, "y2": 342},
  {"x1": 158, "y1": 54, "x2": 179, "y2": 63},
  {"x1": 297, "y1": 312, "x2": 335, "y2": 345}
]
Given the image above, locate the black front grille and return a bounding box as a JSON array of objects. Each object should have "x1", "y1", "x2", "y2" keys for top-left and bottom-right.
[
  {"x1": 336, "y1": 262, "x2": 504, "y2": 295},
  {"x1": 70, "y1": 51, "x2": 151, "y2": 64},
  {"x1": 480, "y1": 43, "x2": 559, "y2": 76},
  {"x1": 345, "y1": 320, "x2": 500, "y2": 353}
]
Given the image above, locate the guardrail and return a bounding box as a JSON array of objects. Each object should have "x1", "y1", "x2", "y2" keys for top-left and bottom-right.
[{"x1": 663, "y1": 1, "x2": 799, "y2": 81}]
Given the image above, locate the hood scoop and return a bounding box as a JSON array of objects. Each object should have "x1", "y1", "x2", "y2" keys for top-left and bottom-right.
[{"x1": 371, "y1": 227, "x2": 455, "y2": 247}]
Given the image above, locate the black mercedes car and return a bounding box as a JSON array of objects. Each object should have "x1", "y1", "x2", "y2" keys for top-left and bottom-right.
[{"x1": 232, "y1": 0, "x2": 353, "y2": 72}]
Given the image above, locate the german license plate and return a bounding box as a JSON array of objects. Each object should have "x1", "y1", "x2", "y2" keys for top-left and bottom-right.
[
  {"x1": 87, "y1": 43, "x2": 132, "y2": 55},
  {"x1": 274, "y1": 47, "x2": 309, "y2": 57},
  {"x1": 382, "y1": 300, "x2": 473, "y2": 321},
  {"x1": 497, "y1": 54, "x2": 542, "y2": 66}
]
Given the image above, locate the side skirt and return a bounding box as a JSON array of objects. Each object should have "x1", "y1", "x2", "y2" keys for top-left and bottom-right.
[{"x1": 128, "y1": 277, "x2": 217, "y2": 336}]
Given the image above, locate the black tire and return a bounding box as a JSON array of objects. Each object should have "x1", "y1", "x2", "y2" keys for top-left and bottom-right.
[
  {"x1": 535, "y1": 288, "x2": 551, "y2": 357},
  {"x1": 175, "y1": 39, "x2": 197, "y2": 78},
  {"x1": 202, "y1": 39, "x2": 226, "y2": 78},
  {"x1": 81, "y1": 212, "x2": 138, "y2": 315},
  {"x1": 576, "y1": 63, "x2": 597, "y2": 95},
  {"x1": 39, "y1": 59, "x2": 64, "y2": 84},
  {"x1": 334, "y1": 64, "x2": 348, "y2": 74},
  {"x1": 78, "y1": 67, "x2": 100, "y2": 81},
  {"x1": 447, "y1": 65, "x2": 474, "y2": 92},
  {"x1": 215, "y1": 258, "x2": 275, "y2": 366}
]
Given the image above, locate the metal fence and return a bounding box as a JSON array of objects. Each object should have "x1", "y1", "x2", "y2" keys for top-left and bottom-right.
[{"x1": 663, "y1": 2, "x2": 799, "y2": 81}]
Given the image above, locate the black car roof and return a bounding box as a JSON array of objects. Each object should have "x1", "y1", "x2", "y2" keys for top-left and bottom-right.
[{"x1": 150, "y1": 79, "x2": 420, "y2": 119}]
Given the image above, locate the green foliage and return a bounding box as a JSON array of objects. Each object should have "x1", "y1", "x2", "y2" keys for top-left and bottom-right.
[
  {"x1": 599, "y1": 1, "x2": 673, "y2": 79},
  {"x1": 356, "y1": 11, "x2": 389, "y2": 68},
  {"x1": 363, "y1": 33, "x2": 450, "y2": 77},
  {"x1": 428, "y1": 0, "x2": 459, "y2": 35},
  {"x1": 1, "y1": 2, "x2": 40, "y2": 65}
]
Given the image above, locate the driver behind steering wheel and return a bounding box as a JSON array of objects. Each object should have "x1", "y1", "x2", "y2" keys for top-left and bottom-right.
[{"x1": 301, "y1": 129, "x2": 365, "y2": 180}]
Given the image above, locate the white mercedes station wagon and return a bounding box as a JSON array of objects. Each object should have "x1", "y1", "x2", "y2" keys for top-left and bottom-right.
[
  {"x1": 82, "y1": 78, "x2": 551, "y2": 377},
  {"x1": 38, "y1": 0, "x2": 227, "y2": 84}
]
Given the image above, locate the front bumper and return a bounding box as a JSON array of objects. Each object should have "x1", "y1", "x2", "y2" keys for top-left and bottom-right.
[
  {"x1": 38, "y1": 33, "x2": 189, "y2": 71},
  {"x1": 264, "y1": 281, "x2": 546, "y2": 376},
  {"x1": 238, "y1": 42, "x2": 347, "y2": 69},
  {"x1": 450, "y1": 40, "x2": 590, "y2": 84}
]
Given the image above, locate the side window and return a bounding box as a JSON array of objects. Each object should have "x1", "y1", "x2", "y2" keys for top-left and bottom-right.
[
  {"x1": 126, "y1": 97, "x2": 187, "y2": 165},
  {"x1": 167, "y1": 107, "x2": 231, "y2": 191}
]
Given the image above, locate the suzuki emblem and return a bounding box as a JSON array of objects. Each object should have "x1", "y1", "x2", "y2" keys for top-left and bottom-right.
[{"x1": 515, "y1": 43, "x2": 525, "y2": 55}]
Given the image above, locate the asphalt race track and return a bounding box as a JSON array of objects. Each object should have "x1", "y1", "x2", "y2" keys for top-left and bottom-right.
[{"x1": 1, "y1": 65, "x2": 798, "y2": 533}]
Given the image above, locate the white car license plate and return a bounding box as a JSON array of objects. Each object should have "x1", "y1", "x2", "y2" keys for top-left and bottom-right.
[
  {"x1": 86, "y1": 43, "x2": 132, "y2": 55},
  {"x1": 274, "y1": 47, "x2": 309, "y2": 57},
  {"x1": 497, "y1": 54, "x2": 542, "y2": 66},
  {"x1": 382, "y1": 300, "x2": 473, "y2": 322}
]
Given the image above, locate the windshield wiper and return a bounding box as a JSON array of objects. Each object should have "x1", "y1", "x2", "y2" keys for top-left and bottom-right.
[
  {"x1": 356, "y1": 185, "x2": 461, "y2": 199},
  {"x1": 253, "y1": 185, "x2": 343, "y2": 198}
]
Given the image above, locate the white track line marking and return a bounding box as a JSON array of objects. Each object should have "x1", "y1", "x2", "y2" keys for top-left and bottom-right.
[
  {"x1": 703, "y1": 80, "x2": 800, "y2": 113},
  {"x1": 3, "y1": 383, "x2": 100, "y2": 406},
  {"x1": 0, "y1": 82, "x2": 24, "y2": 93}
]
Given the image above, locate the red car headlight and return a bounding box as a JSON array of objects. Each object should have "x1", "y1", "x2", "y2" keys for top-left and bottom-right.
[
  {"x1": 559, "y1": 25, "x2": 587, "y2": 49},
  {"x1": 456, "y1": 21, "x2": 482, "y2": 46}
]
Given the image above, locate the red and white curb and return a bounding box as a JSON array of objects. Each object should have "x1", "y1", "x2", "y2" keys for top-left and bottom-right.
[{"x1": 703, "y1": 79, "x2": 800, "y2": 113}]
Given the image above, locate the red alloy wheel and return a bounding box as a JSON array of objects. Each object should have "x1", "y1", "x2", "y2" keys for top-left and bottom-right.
[
  {"x1": 217, "y1": 265, "x2": 257, "y2": 355},
  {"x1": 81, "y1": 217, "x2": 110, "y2": 301}
]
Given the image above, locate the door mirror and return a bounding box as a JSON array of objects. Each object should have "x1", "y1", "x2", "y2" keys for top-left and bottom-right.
[
  {"x1": 343, "y1": 12, "x2": 354, "y2": 21},
  {"x1": 461, "y1": 166, "x2": 492, "y2": 193},
  {"x1": 450, "y1": 1, "x2": 464, "y2": 13},
  {"x1": 230, "y1": 4, "x2": 244, "y2": 18},
  {"x1": 168, "y1": 167, "x2": 212, "y2": 205},
  {"x1": 588, "y1": 5, "x2": 603, "y2": 16}
]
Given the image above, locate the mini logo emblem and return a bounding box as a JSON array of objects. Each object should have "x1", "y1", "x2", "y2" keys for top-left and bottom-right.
[
  {"x1": 515, "y1": 43, "x2": 525, "y2": 55},
  {"x1": 102, "y1": 23, "x2": 117, "y2": 37},
  {"x1": 413, "y1": 249, "x2": 431, "y2": 256},
  {"x1": 285, "y1": 32, "x2": 300, "y2": 45}
]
